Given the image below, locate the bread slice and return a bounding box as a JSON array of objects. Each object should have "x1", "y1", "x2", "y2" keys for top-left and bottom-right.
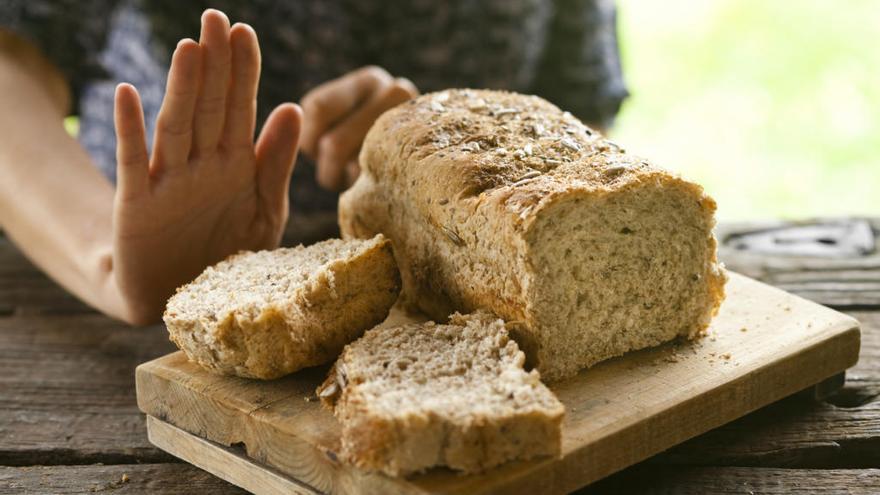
[
  {"x1": 317, "y1": 311, "x2": 565, "y2": 476},
  {"x1": 339, "y1": 89, "x2": 727, "y2": 381},
  {"x1": 163, "y1": 235, "x2": 401, "y2": 379}
]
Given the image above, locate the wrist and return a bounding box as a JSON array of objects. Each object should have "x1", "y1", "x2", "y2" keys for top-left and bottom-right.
[{"x1": 90, "y1": 244, "x2": 162, "y2": 326}]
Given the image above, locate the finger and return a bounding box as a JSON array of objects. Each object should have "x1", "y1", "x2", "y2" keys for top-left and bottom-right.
[
  {"x1": 344, "y1": 159, "x2": 360, "y2": 189},
  {"x1": 193, "y1": 9, "x2": 231, "y2": 156},
  {"x1": 299, "y1": 65, "x2": 392, "y2": 158},
  {"x1": 153, "y1": 39, "x2": 202, "y2": 173},
  {"x1": 255, "y1": 103, "x2": 303, "y2": 218},
  {"x1": 222, "y1": 22, "x2": 260, "y2": 148},
  {"x1": 316, "y1": 78, "x2": 416, "y2": 191},
  {"x1": 114, "y1": 83, "x2": 149, "y2": 199}
]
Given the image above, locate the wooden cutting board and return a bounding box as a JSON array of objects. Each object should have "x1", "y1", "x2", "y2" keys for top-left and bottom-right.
[{"x1": 136, "y1": 272, "x2": 861, "y2": 495}]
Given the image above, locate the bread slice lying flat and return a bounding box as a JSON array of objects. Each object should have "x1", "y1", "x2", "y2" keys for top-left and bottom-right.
[
  {"x1": 340, "y1": 89, "x2": 727, "y2": 380},
  {"x1": 317, "y1": 312, "x2": 565, "y2": 476},
  {"x1": 164, "y1": 235, "x2": 400, "y2": 379}
]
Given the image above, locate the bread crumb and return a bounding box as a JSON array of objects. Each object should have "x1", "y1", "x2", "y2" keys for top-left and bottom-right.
[
  {"x1": 121, "y1": 474, "x2": 130, "y2": 483},
  {"x1": 720, "y1": 353, "x2": 732, "y2": 360},
  {"x1": 740, "y1": 327, "x2": 748, "y2": 332}
]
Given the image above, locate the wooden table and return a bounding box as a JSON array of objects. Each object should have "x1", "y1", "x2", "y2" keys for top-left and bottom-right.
[{"x1": 2, "y1": 217, "x2": 878, "y2": 494}]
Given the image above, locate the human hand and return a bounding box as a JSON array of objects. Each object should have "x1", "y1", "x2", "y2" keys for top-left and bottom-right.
[
  {"x1": 111, "y1": 9, "x2": 302, "y2": 323},
  {"x1": 300, "y1": 66, "x2": 418, "y2": 191}
]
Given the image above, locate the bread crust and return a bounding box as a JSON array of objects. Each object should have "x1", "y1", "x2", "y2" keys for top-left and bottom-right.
[
  {"x1": 163, "y1": 236, "x2": 401, "y2": 379},
  {"x1": 317, "y1": 312, "x2": 565, "y2": 476},
  {"x1": 339, "y1": 89, "x2": 727, "y2": 380}
]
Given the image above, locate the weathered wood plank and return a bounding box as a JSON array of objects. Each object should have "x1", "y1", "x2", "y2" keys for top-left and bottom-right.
[
  {"x1": 0, "y1": 463, "x2": 246, "y2": 494},
  {"x1": 1, "y1": 218, "x2": 878, "y2": 494},
  {"x1": 0, "y1": 237, "x2": 94, "y2": 316},
  {"x1": 136, "y1": 274, "x2": 861, "y2": 495},
  {"x1": 0, "y1": 315, "x2": 176, "y2": 465},
  {"x1": 147, "y1": 417, "x2": 880, "y2": 495},
  {"x1": 4, "y1": 464, "x2": 877, "y2": 495},
  {"x1": 650, "y1": 310, "x2": 880, "y2": 468},
  {"x1": 718, "y1": 219, "x2": 880, "y2": 308},
  {"x1": 147, "y1": 417, "x2": 320, "y2": 495},
  {"x1": 652, "y1": 395, "x2": 880, "y2": 468},
  {"x1": 831, "y1": 311, "x2": 880, "y2": 406},
  {"x1": 581, "y1": 466, "x2": 880, "y2": 495}
]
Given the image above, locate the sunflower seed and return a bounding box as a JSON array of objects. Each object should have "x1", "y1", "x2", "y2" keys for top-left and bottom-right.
[
  {"x1": 605, "y1": 165, "x2": 628, "y2": 176},
  {"x1": 493, "y1": 108, "x2": 518, "y2": 117},
  {"x1": 467, "y1": 98, "x2": 487, "y2": 111},
  {"x1": 560, "y1": 138, "x2": 581, "y2": 152},
  {"x1": 513, "y1": 170, "x2": 542, "y2": 183},
  {"x1": 318, "y1": 381, "x2": 338, "y2": 398},
  {"x1": 461, "y1": 141, "x2": 481, "y2": 152},
  {"x1": 442, "y1": 226, "x2": 465, "y2": 246},
  {"x1": 530, "y1": 123, "x2": 545, "y2": 137}
]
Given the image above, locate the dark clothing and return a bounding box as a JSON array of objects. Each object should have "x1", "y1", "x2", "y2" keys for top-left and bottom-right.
[{"x1": 1, "y1": 0, "x2": 627, "y2": 213}]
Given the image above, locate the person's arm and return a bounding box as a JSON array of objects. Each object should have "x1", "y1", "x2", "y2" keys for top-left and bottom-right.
[
  {"x1": 0, "y1": 29, "x2": 127, "y2": 318},
  {"x1": 0, "y1": 10, "x2": 302, "y2": 325}
]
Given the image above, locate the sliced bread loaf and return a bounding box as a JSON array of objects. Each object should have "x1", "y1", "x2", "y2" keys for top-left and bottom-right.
[
  {"x1": 339, "y1": 89, "x2": 727, "y2": 381},
  {"x1": 317, "y1": 311, "x2": 565, "y2": 476},
  {"x1": 163, "y1": 235, "x2": 400, "y2": 379}
]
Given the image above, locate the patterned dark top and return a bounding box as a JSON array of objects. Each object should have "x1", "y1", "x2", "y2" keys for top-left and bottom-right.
[{"x1": 1, "y1": 0, "x2": 627, "y2": 213}]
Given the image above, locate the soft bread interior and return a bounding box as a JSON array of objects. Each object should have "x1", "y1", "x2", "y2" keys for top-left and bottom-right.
[
  {"x1": 323, "y1": 312, "x2": 564, "y2": 475},
  {"x1": 525, "y1": 180, "x2": 724, "y2": 380}
]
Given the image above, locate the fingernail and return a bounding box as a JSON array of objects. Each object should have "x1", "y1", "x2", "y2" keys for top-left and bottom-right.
[
  {"x1": 115, "y1": 82, "x2": 135, "y2": 93},
  {"x1": 203, "y1": 8, "x2": 230, "y2": 25}
]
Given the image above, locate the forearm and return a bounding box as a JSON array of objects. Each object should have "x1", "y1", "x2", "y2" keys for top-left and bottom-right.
[{"x1": 0, "y1": 36, "x2": 132, "y2": 322}]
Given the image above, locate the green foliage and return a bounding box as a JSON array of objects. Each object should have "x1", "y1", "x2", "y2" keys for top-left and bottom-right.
[{"x1": 613, "y1": 0, "x2": 879, "y2": 220}]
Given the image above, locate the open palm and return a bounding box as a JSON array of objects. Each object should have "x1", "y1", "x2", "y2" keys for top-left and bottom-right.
[{"x1": 111, "y1": 10, "x2": 302, "y2": 323}]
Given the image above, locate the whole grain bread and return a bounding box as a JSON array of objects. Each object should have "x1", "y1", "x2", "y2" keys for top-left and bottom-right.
[
  {"x1": 317, "y1": 311, "x2": 565, "y2": 476},
  {"x1": 339, "y1": 89, "x2": 727, "y2": 381},
  {"x1": 163, "y1": 235, "x2": 400, "y2": 379}
]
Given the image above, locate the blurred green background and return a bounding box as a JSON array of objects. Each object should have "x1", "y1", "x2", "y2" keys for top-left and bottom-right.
[{"x1": 611, "y1": 0, "x2": 879, "y2": 220}]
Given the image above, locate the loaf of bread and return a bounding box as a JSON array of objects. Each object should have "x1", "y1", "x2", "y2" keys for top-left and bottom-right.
[
  {"x1": 317, "y1": 311, "x2": 564, "y2": 476},
  {"x1": 340, "y1": 89, "x2": 727, "y2": 381},
  {"x1": 163, "y1": 235, "x2": 401, "y2": 379}
]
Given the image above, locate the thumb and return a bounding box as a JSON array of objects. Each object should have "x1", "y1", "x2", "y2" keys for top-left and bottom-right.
[{"x1": 255, "y1": 103, "x2": 303, "y2": 217}]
